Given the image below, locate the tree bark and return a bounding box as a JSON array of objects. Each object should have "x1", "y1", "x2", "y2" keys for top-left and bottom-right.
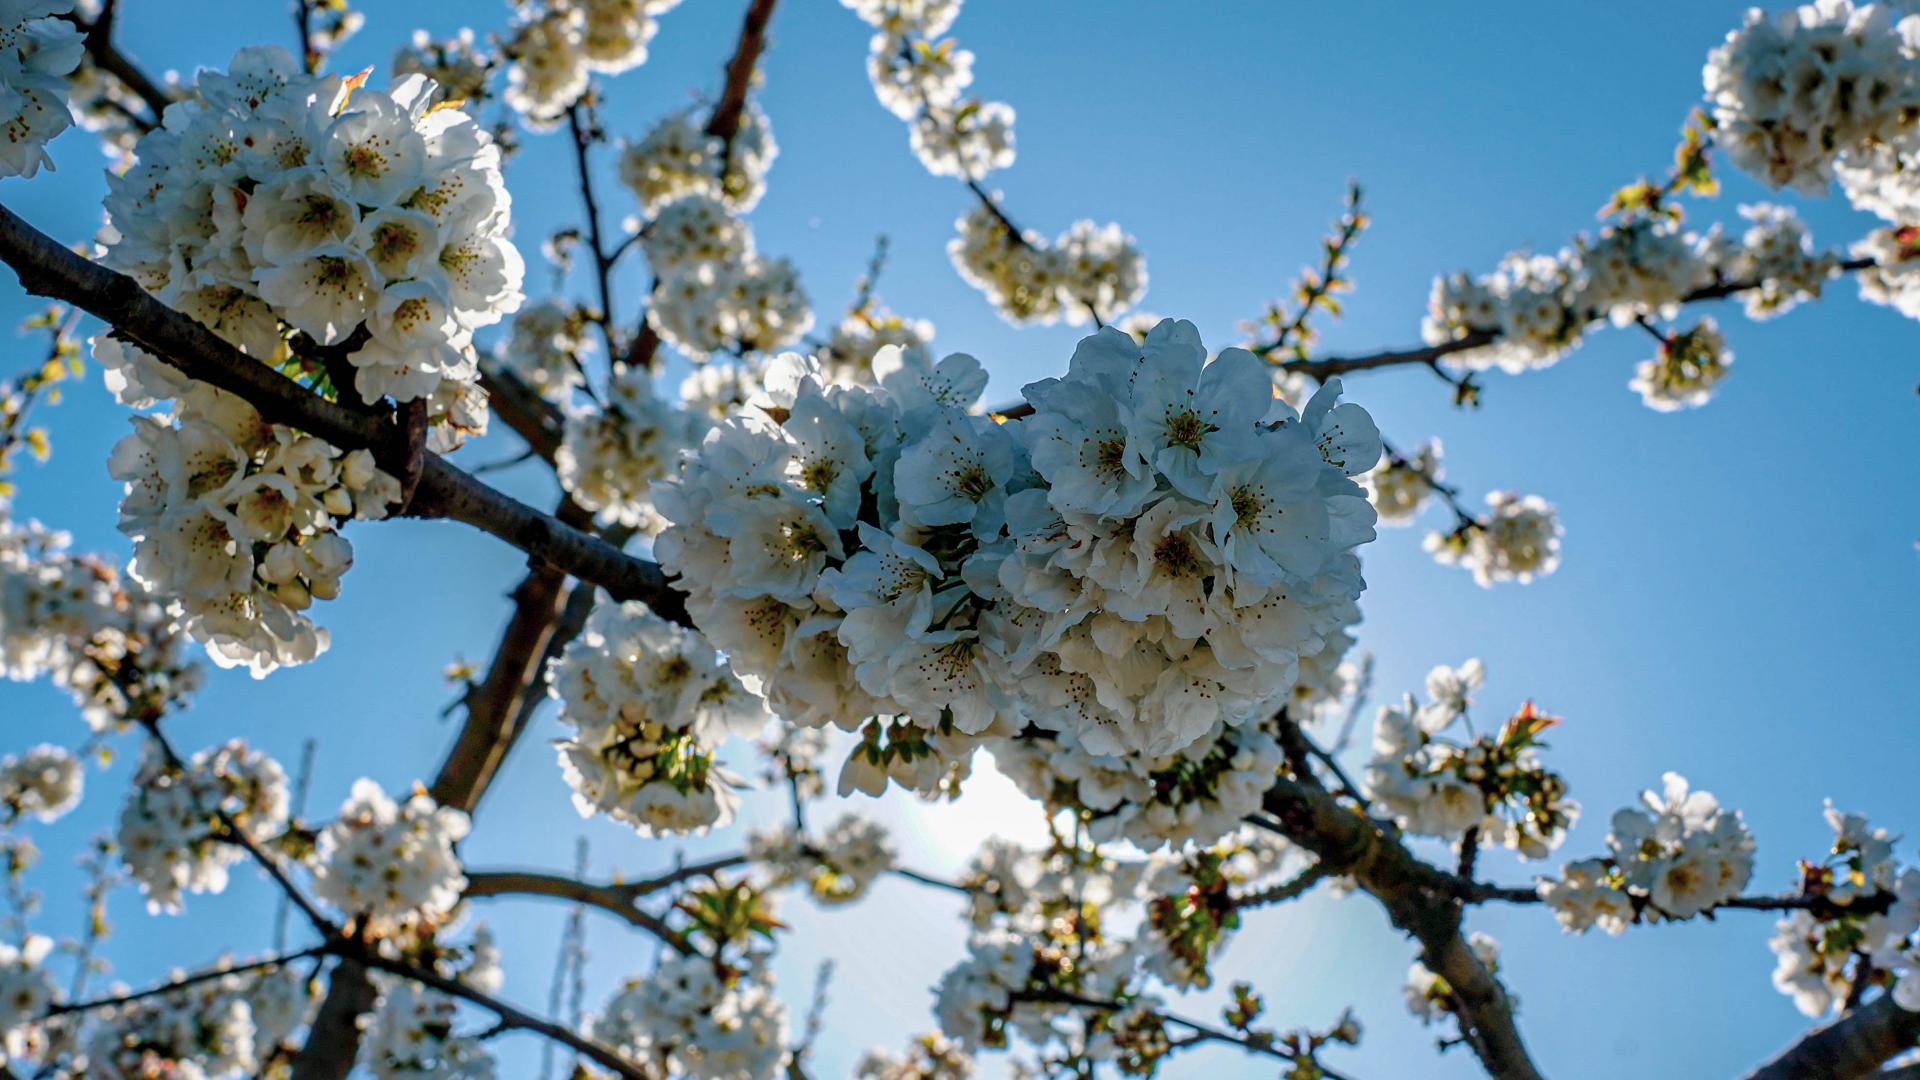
[{"x1": 1742, "y1": 997, "x2": 1920, "y2": 1080}]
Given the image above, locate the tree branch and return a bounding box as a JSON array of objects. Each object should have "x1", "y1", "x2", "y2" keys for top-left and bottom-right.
[
  {"x1": 567, "y1": 101, "x2": 620, "y2": 356},
  {"x1": 1282, "y1": 258, "x2": 1877, "y2": 380},
  {"x1": 62, "y1": 2, "x2": 175, "y2": 131},
  {"x1": 476, "y1": 360, "x2": 565, "y2": 463},
  {"x1": 0, "y1": 200, "x2": 691, "y2": 625},
  {"x1": 1742, "y1": 995, "x2": 1920, "y2": 1080},
  {"x1": 1256, "y1": 771, "x2": 1544, "y2": 1080},
  {"x1": 707, "y1": 0, "x2": 778, "y2": 174},
  {"x1": 48, "y1": 945, "x2": 325, "y2": 1018},
  {"x1": 464, "y1": 870, "x2": 697, "y2": 956}
]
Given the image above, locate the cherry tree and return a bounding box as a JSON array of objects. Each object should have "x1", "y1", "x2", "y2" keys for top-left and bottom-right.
[{"x1": 0, "y1": 0, "x2": 1915, "y2": 1078}]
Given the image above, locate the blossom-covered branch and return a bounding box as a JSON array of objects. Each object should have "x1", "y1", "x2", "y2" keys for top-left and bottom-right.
[
  {"x1": 0, "y1": 199, "x2": 691, "y2": 619},
  {"x1": 1285, "y1": 256, "x2": 1877, "y2": 382}
]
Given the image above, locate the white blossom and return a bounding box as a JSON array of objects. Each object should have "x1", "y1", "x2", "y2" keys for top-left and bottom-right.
[
  {"x1": 0, "y1": 0, "x2": 82, "y2": 179},
  {"x1": 313, "y1": 779, "x2": 469, "y2": 935}
]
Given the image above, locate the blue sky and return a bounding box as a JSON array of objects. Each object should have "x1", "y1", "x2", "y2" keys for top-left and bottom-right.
[{"x1": 3, "y1": 1, "x2": 1918, "y2": 1077}]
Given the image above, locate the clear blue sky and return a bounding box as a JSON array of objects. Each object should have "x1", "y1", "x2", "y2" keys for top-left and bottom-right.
[{"x1": 3, "y1": 2, "x2": 1918, "y2": 1077}]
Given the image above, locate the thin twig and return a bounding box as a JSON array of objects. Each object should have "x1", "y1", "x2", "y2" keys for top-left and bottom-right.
[{"x1": 49, "y1": 945, "x2": 325, "y2": 1017}]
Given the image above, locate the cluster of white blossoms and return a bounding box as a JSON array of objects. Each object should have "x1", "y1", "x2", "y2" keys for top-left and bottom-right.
[
  {"x1": 101, "y1": 46, "x2": 523, "y2": 417},
  {"x1": 641, "y1": 193, "x2": 813, "y2": 361},
  {"x1": 992, "y1": 714, "x2": 1291, "y2": 849},
  {"x1": 846, "y1": 0, "x2": 1012, "y2": 181},
  {"x1": 504, "y1": 0, "x2": 685, "y2": 128},
  {"x1": 313, "y1": 778, "x2": 469, "y2": 935},
  {"x1": 496, "y1": 296, "x2": 593, "y2": 403},
  {"x1": 0, "y1": 0, "x2": 80, "y2": 179},
  {"x1": 949, "y1": 201, "x2": 1148, "y2": 327},
  {"x1": 0, "y1": 935, "x2": 53, "y2": 1059},
  {"x1": 618, "y1": 100, "x2": 778, "y2": 214},
  {"x1": 1134, "y1": 829, "x2": 1299, "y2": 990},
  {"x1": 844, "y1": 0, "x2": 1144, "y2": 326},
  {"x1": 1766, "y1": 804, "x2": 1920, "y2": 1016},
  {"x1": 931, "y1": 922, "x2": 1159, "y2": 1060},
  {"x1": 0, "y1": 743, "x2": 80, "y2": 824},
  {"x1": 1421, "y1": 207, "x2": 1838, "y2": 380},
  {"x1": 117, "y1": 739, "x2": 289, "y2": 913},
  {"x1": 855, "y1": 1033, "x2": 976, "y2": 1080},
  {"x1": 550, "y1": 600, "x2": 766, "y2": 837},
  {"x1": 1423, "y1": 491, "x2": 1562, "y2": 588},
  {"x1": 85, "y1": 970, "x2": 252, "y2": 1078},
  {"x1": 903, "y1": 805, "x2": 1311, "y2": 1057},
  {"x1": 364, "y1": 979, "x2": 497, "y2": 1080},
  {"x1": 651, "y1": 320, "x2": 1377, "y2": 845},
  {"x1": 556, "y1": 366, "x2": 703, "y2": 530},
  {"x1": 0, "y1": 507, "x2": 200, "y2": 727},
  {"x1": 1704, "y1": 0, "x2": 1920, "y2": 196},
  {"x1": 1366, "y1": 660, "x2": 1577, "y2": 858},
  {"x1": 818, "y1": 305, "x2": 935, "y2": 386},
  {"x1": 1538, "y1": 772, "x2": 1756, "y2": 928},
  {"x1": 1404, "y1": 932, "x2": 1502, "y2": 1026},
  {"x1": 1853, "y1": 223, "x2": 1920, "y2": 317},
  {"x1": 748, "y1": 812, "x2": 897, "y2": 904},
  {"x1": 1727, "y1": 203, "x2": 1837, "y2": 319},
  {"x1": 364, "y1": 935, "x2": 503, "y2": 1080},
  {"x1": 1361, "y1": 437, "x2": 1442, "y2": 526},
  {"x1": 391, "y1": 28, "x2": 496, "y2": 112},
  {"x1": 591, "y1": 955, "x2": 790, "y2": 1080},
  {"x1": 1630, "y1": 317, "x2": 1734, "y2": 411},
  {"x1": 69, "y1": 961, "x2": 317, "y2": 1080},
  {"x1": 106, "y1": 376, "x2": 399, "y2": 675}
]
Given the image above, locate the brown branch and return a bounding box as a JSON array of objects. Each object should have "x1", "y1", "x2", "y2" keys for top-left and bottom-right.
[
  {"x1": 49, "y1": 945, "x2": 324, "y2": 1018},
  {"x1": 477, "y1": 361, "x2": 565, "y2": 462},
  {"x1": 1255, "y1": 771, "x2": 1544, "y2": 1080},
  {"x1": 1742, "y1": 995, "x2": 1920, "y2": 1080},
  {"x1": 1233, "y1": 863, "x2": 1331, "y2": 909},
  {"x1": 131, "y1": 722, "x2": 642, "y2": 1080},
  {"x1": 707, "y1": 0, "x2": 779, "y2": 172},
  {"x1": 62, "y1": 2, "x2": 175, "y2": 131},
  {"x1": 1011, "y1": 988, "x2": 1358, "y2": 1079},
  {"x1": 567, "y1": 101, "x2": 621, "y2": 356},
  {"x1": 319, "y1": 936, "x2": 648, "y2": 1080},
  {"x1": 428, "y1": 568, "x2": 572, "y2": 813},
  {"x1": 1283, "y1": 257, "x2": 1878, "y2": 381},
  {"x1": 289, "y1": 958, "x2": 376, "y2": 1080},
  {"x1": 1455, "y1": 879, "x2": 1900, "y2": 921},
  {"x1": 0, "y1": 200, "x2": 691, "y2": 624},
  {"x1": 464, "y1": 870, "x2": 697, "y2": 955}
]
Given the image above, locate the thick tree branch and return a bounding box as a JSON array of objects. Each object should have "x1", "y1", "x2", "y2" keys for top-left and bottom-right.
[
  {"x1": 1742, "y1": 996, "x2": 1920, "y2": 1080},
  {"x1": 707, "y1": 0, "x2": 778, "y2": 174},
  {"x1": 428, "y1": 566, "x2": 571, "y2": 813},
  {"x1": 1256, "y1": 769, "x2": 1544, "y2": 1080},
  {"x1": 477, "y1": 360, "x2": 565, "y2": 463}
]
